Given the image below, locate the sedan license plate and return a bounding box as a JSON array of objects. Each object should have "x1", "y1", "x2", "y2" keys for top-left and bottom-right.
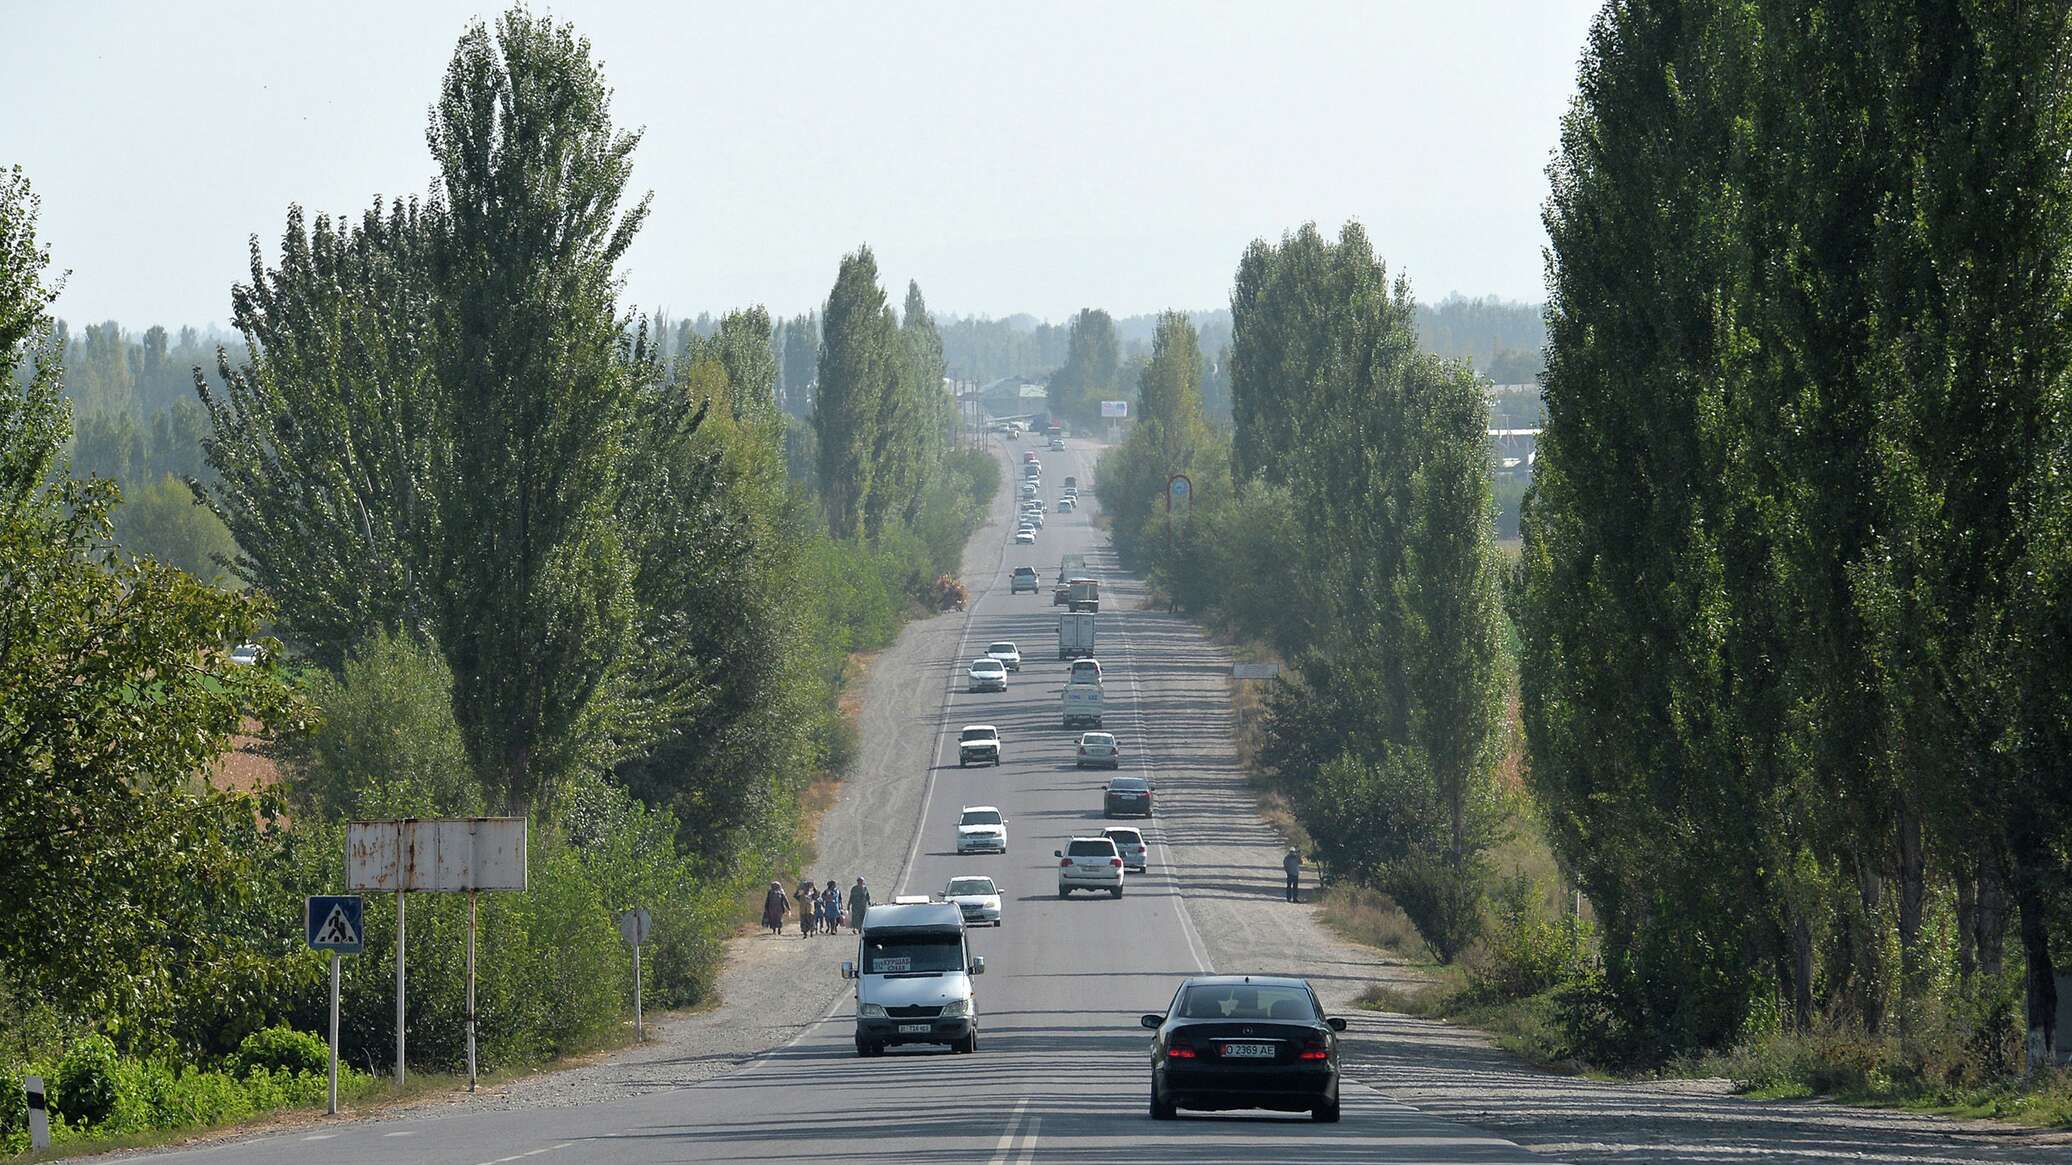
[
  {"x1": 897, "y1": 1023, "x2": 931, "y2": 1034},
  {"x1": 1221, "y1": 1042, "x2": 1276, "y2": 1059}
]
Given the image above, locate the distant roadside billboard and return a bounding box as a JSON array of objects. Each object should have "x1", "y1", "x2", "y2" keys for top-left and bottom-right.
[{"x1": 1100, "y1": 400, "x2": 1128, "y2": 418}]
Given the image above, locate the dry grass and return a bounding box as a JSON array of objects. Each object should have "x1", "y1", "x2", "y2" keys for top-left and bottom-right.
[{"x1": 1317, "y1": 883, "x2": 1427, "y2": 960}]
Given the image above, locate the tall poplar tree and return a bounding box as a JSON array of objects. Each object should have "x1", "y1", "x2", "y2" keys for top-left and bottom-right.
[{"x1": 813, "y1": 248, "x2": 891, "y2": 539}]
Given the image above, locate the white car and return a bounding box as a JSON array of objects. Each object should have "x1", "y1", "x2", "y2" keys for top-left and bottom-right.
[
  {"x1": 1028, "y1": 511, "x2": 1045, "y2": 529},
  {"x1": 968, "y1": 658, "x2": 1007, "y2": 692},
  {"x1": 956, "y1": 806, "x2": 1008, "y2": 855},
  {"x1": 1076, "y1": 731, "x2": 1121, "y2": 769},
  {"x1": 1056, "y1": 836, "x2": 1124, "y2": 897},
  {"x1": 1057, "y1": 497, "x2": 1075, "y2": 513},
  {"x1": 958, "y1": 725, "x2": 1001, "y2": 767},
  {"x1": 986, "y1": 642, "x2": 1022, "y2": 672},
  {"x1": 1100, "y1": 825, "x2": 1148, "y2": 872},
  {"x1": 1068, "y1": 658, "x2": 1103, "y2": 686},
  {"x1": 227, "y1": 642, "x2": 265, "y2": 666},
  {"x1": 945, "y1": 875, "x2": 1004, "y2": 926},
  {"x1": 1014, "y1": 530, "x2": 1037, "y2": 545}
]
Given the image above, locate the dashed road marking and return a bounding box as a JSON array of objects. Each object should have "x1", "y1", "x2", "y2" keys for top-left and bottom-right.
[
  {"x1": 989, "y1": 1099, "x2": 1030, "y2": 1164},
  {"x1": 301, "y1": 1133, "x2": 336, "y2": 1140},
  {"x1": 382, "y1": 1129, "x2": 416, "y2": 1137}
]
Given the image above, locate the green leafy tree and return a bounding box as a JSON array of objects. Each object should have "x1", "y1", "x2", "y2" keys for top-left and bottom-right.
[
  {"x1": 813, "y1": 248, "x2": 892, "y2": 539},
  {"x1": 0, "y1": 166, "x2": 294, "y2": 1021},
  {"x1": 291, "y1": 629, "x2": 479, "y2": 820},
  {"x1": 110, "y1": 472, "x2": 239, "y2": 585},
  {"x1": 1045, "y1": 308, "x2": 1118, "y2": 428}
]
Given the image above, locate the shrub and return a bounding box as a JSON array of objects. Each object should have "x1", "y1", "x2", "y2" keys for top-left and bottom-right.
[
  {"x1": 229, "y1": 1025, "x2": 328, "y2": 1078},
  {"x1": 52, "y1": 1033, "x2": 119, "y2": 1127},
  {"x1": 1464, "y1": 875, "x2": 1593, "y2": 1003}
]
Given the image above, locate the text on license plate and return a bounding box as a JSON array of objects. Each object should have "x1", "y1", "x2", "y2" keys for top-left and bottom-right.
[
  {"x1": 1221, "y1": 1043, "x2": 1275, "y2": 1058},
  {"x1": 898, "y1": 1023, "x2": 931, "y2": 1034}
]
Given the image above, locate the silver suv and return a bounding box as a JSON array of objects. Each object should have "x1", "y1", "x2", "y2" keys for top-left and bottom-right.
[{"x1": 1055, "y1": 836, "x2": 1124, "y2": 898}]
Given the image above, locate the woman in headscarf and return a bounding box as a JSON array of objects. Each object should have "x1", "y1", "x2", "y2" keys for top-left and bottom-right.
[
  {"x1": 847, "y1": 877, "x2": 871, "y2": 934},
  {"x1": 761, "y1": 881, "x2": 788, "y2": 934},
  {"x1": 822, "y1": 879, "x2": 844, "y2": 934},
  {"x1": 797, "y1": 880, "x2": 819, "y2": 937}
]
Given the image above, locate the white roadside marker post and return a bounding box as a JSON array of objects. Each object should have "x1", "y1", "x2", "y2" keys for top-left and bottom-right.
[
  {"x1": 618, "y1": 908, "x2": 652, "y2": 1042},
  {"x1": 328, "y1": 950, "x2": 341, "y2": 1114},
  {"x1": 24, "y1": 1076, "x2": 48, "y2": 1150},
  {"x1": 466, "y1": 889, "x2": 478, "y2": 1091},
  {"x1": 395, "y1": 888, "x2": 407, "y2": 1088}
]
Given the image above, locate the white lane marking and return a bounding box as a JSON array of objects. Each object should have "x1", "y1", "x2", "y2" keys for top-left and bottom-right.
[
  {"x1": 1112, "y1": 596, "x2": 1214, "y2": 974},
  {"x1": 1016, "y1": 1115, "x2": 1041, "y2": 1164},
  {"x1": 989, "y1": 1098, "x2": 1029, "y2": 1164},
  {"x1": 301, "y1": 1133, "x2": 336, "y2": 1140},
  {"x1": 383, "y1": 1129, "x2": 417, "y2": 1136}
]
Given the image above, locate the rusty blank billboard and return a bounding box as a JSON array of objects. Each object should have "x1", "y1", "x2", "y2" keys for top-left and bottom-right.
[{"x1": 347, "y1": 818, "x2": 528, "y2": 892}]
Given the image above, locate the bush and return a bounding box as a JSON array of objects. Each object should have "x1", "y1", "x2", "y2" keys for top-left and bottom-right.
[
  {"x1": 229, "y1": 1025, "x2": 328, "y2": 1078},
  {"x1": 1464, "y1": 875, "x2": 1593, "y2": 1003},
  {"x1": 52, "y1": 1033, "x2": 119, "y2": 1127}
]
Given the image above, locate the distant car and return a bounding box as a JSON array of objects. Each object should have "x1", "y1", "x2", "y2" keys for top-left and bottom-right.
[
  {"x1": 1055, "y1": 835, "x2": 1124, "y2": 898},
  {"x1": 1024, "y1": 451, "x2": 1040, "y2": 465},
  {"x1": 1069, "y1": 658, "x2": 1103, "y2": 686},
  {"x1": 986, "y1": 642, "x2": 1022, "y2": 672},
  {"x1": 1029, "y1": 512, "x2": 1045, "y2": 529},
  {"x1": 968, "y1": 658, "x2": 1008, "y2": 692},
  {"x1": 1015, "y1": 530, "x2": 1037, "y2": 545},
  {"x1": 1052, "y1": 583, "x2": 1072, "y2": 606},
  {"x1": 958, "y1": 725, "x2": 1001, "y2": 767},
  {"x1": 1076, "y1": 731, "x2": 1121, "y2": 769},
  {"x1": 227, "y1": 642, "x2": 265, "y2": 666},
  {"x1": 1143, "y1": 975, "x2": 1346, "y2": 1122},
  {"x1": 1011, "y1": 567, "x2": 1039, "y2": 594},
  {"x1": 945, "y1": 875, "x2": 1003, "y2": 926},
  {"x1": 1063, "y1": 475, "x2": 1077, "y2": 490},
  {"x1": 1049, "y1": 439, "x2": 1065, "y2": 451},
  {"x1": 1062, "y1": 485, "x2": 1078, "y2": 498},
  {"x1": 955, "y1": 806, "x2": 1008, "y2": 855},
  {"x1": 1104, "y1": 775, "x2": 1154, "y2": 817},
  {"x1": 1020, "y1": 482, "x2": 1039, "y2": 498},
  {"x1": 1058, "y1": 498, "x2": 1076, "y2": 513},
  {"x1": 1101, "y1": 825, "x2": 1148, "y2": 871}
]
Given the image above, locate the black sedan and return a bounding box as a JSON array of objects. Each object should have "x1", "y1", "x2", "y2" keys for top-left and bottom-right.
[
  {"x1": 1141, "y1": 975, "x2": 1346, "y2": 1122},
  {"x1": 1103, "y1": 776, "x2": 1153, "y2": 817}
]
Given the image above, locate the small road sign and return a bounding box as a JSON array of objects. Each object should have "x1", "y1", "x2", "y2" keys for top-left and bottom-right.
[
  {"x1": 618, "y1": 907, "x2": 652, "y2": 947},
  {"x1": 306, "y1": 895, "x2": 365, "y2": 954}
]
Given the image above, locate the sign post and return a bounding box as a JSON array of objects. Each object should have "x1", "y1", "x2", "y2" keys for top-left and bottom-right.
[
  {"x1": 618, "y1": 908, "x2": 652, "y2": 1041},
  {"x1": 305, "y1": 894, "x2": 364, "y2": 1114},
  {"x1": 348, "y1": 818, "x2": 528, "y2": 1092}
]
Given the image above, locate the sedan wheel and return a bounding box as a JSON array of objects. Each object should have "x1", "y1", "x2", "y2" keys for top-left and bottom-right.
[
  {"x1": 1312, "y1": 1093, "x2": 1341, "y2": 1122},
  {"x1": 1149, "y1": 1085, "x2": 1176, "y2": 1121},
  {"x1": 1110, "y1": 886, "x2": 1123, "y2": 899}
]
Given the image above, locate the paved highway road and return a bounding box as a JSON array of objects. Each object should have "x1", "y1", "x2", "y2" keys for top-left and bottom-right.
[{"x1": 135, "y1": 438, "x2": 1548, "y2": 1163}]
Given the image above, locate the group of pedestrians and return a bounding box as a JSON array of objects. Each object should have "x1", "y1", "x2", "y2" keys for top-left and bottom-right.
[{"x1": 761, "y1": 876, "x2": 871, "y2": 937}]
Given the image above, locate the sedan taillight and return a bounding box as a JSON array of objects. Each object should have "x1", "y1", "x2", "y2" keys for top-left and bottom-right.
[
  {"x1": 1166, "y1": 1041, "x2": 1197, "y2": 1059},
  {"x1": 1111, "y1": 858, "x2": 1123, "y2": 868},
  {"x1": 1299, "y1": 1034, "x2": 1330, "y2": 1060}
]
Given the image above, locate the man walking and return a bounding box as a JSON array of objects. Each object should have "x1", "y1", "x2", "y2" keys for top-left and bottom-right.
[{"x1": 1283, "y1": 848, "x2": 1302, "y2": 903}]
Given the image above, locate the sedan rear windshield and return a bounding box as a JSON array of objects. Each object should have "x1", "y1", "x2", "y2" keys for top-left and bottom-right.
[
  {"x1": 1178, "y1": 984, "x2": 1318, "y2": 1022},
  {"x1": 1066, "y1": 840, "x2": 1117, "y2": 857},
  {"x1": 1103, "y1": 829, "x2": 1143, "y2": 845},
  {"x1": 862, "y1": 933, "x2": 964, "y2": 975},
  {"x1": 1109, "y1": 778, "x2": 1150, "y2": 792},
  {"x1": 987, "y1": 643, "x2": 1016, "y2": 654}
]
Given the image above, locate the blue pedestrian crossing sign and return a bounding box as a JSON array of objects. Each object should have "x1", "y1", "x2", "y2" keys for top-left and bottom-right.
[{"x1": 306, "y1": 895, "x2": 365, "y2": 954}]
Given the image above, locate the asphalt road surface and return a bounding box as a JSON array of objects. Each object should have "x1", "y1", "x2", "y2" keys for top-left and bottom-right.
[{"x1": 130, "y1": 437, "x2": 1554, "y2": 1163}]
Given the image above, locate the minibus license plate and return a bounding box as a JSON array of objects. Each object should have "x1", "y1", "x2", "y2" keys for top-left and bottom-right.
[{"x1": 898, "y1": 1023, "x2": 931, "y2": 1034}]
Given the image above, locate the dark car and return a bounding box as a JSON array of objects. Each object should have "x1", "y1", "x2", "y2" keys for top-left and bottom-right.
[
  {"x1": 1142, "y1": 976, "x2": 1346, "y2": 1121},
  {"x1": 1103, "y1": 775, "x2": 1153, "y2": 817}
]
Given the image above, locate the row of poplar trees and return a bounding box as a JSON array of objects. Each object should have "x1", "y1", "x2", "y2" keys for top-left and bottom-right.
[
  {"x1": 195, "y1": 10, "x2": 820, "y2": 859},
  {"x1": 1520, "y1": 0, "x2": 2072, "y2": 1065},
  {"x1": 810, "y1": 247, "x2": 950, "y2": 541}
]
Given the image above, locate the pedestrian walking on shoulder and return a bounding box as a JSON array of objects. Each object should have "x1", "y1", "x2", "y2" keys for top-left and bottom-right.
[
  {"x1": 798, "y1": 881, "x2": 818, "y2": 937},
  {"x1": 761, "y1": 881, "x2": 789, "y2": 935},
  {"x1": 848, "y1": 877, "x2": 871, "y2": 934},
  {"x1": 822, "y1": 879, "x2": 843, "y2": 933},
  {"x1": 1283, "y1": 848, "x2": 1303, "y2": 903}
]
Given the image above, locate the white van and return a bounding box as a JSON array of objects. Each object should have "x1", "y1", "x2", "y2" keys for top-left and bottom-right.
[{"x1": 842, "y1": 900, "x2": 985, "y2": 1056}]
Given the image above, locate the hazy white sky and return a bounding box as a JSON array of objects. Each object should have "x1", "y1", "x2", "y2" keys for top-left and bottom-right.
[{"x1": 0, "y1": 1, "x2": 1600, "y2": 330}]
